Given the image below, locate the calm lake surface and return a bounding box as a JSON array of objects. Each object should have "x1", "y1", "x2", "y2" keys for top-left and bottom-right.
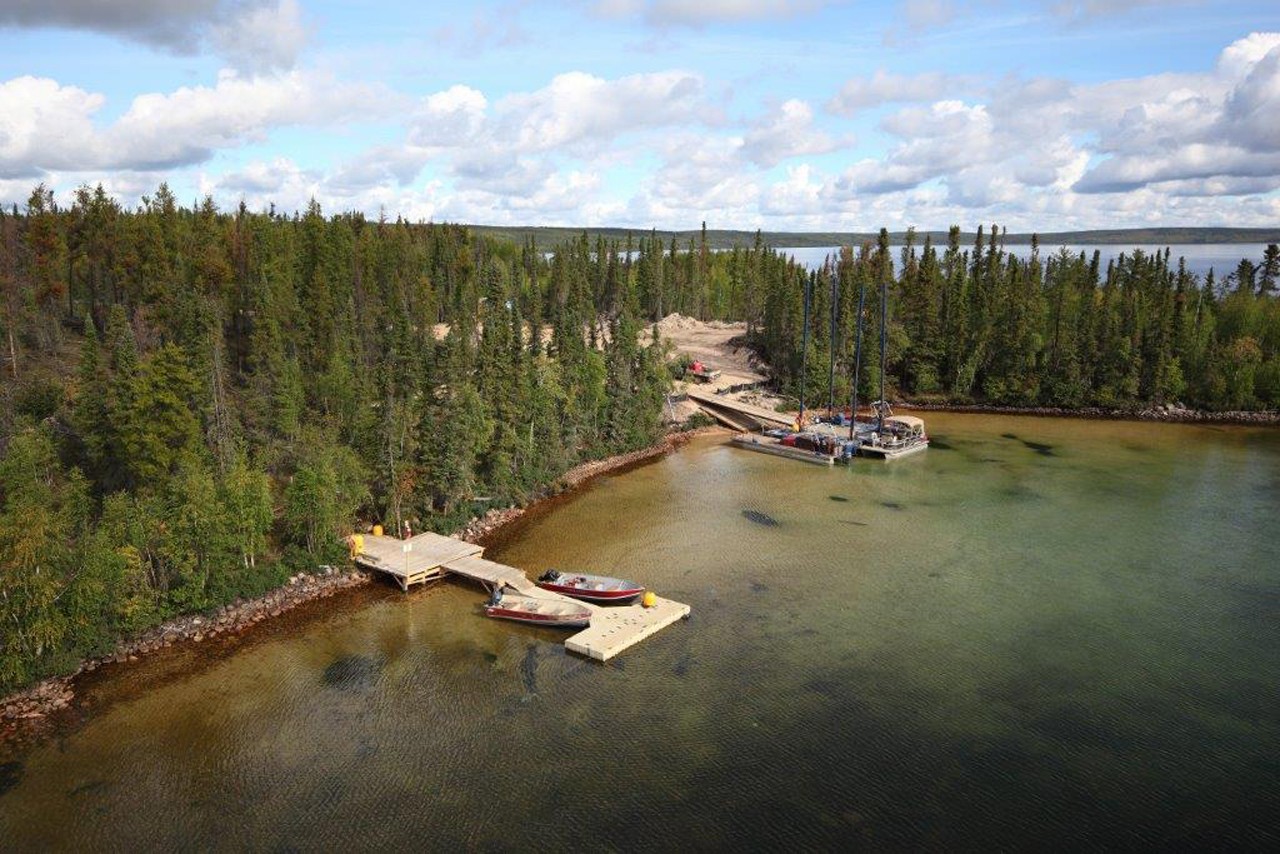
[
  {"x1": 781, "y1": 243, "x2": 1272, "y2": 280},
  {"x1": 2, "y1": 414, "x2": 1278, "y2": 849}
]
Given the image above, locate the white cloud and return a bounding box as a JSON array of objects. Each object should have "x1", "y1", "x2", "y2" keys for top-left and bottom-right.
[
  {"x1": 0, "y1": 76, "x2": 104, "y2": 178},
  {"x1": 828, "y1": 70, "x2": 971, "y2": 115},
  {"x1": 740, "y1": 99, "x2": 848, "y2": 167},
  {"x1": 495, "y1": 71, "x2": 707, "y2": 154},
  {"x1": 1221, "y1": 40, "x2": 1280, "y2": 152},
  {"x1": 0, "y1": 70, "x2": 398, "y2": 178},
  {"x1": 1073, "y1": 32, "x2": 1280, "y2": 192},
  {"x1": 407, "y1": 85, "x2": 490, "y2": 149}
]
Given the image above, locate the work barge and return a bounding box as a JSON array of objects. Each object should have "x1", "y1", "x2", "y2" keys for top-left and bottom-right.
[
  {"x1": 354, "y1": 532, "x2": 690, "y2": 662},
  {"x1": 686, "y1": 388, "x2": 928, "y2": 463}
]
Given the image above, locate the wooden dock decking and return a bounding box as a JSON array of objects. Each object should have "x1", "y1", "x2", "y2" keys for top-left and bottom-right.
[
  {"x1": 355, "y1": 533, "x2": 482, "y2": 590},
  {"x1": 354, "y1": 532, "x2": 689, "y2": 660},
  {"x1": 686, "y1": 388, "x2": 795, "y2": 429}
]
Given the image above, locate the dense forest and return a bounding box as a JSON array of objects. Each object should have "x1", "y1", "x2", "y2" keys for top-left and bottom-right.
[
  {"x1": 0, "y1": 184, "x2": 673, "y2": 692},
  {"x1": 2, "y1": 184, "x2": 1278, "y2": 693},
  {"x1": 748, "y1": 227, "x2": 1280, "y2": 414}
]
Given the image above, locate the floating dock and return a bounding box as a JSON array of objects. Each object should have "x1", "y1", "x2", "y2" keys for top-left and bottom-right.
[
  {"x1": 729, "y1": 433, "x2": 835, "y2": 465},
  {"x1": 355, "y1": 532, "x2": 689, "y2": 661}
]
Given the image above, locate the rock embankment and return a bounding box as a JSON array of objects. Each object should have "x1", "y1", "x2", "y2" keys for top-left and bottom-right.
[
  {"x1": 898, "y1": 401, "x2": 1280, "y2": 426},
  {"x1": 1, "y1": 568, "x2": 370, "y2": 737}
]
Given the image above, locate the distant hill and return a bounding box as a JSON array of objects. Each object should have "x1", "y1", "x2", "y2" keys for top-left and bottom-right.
[{"x1": 468, "y1": 225, "x2": 1280, "y2": 251}]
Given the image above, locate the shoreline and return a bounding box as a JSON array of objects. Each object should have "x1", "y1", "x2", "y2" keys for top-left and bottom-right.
[
  {"x1": 894, "y1": 401, "x2": 1280, "y2": 426},
  {"x1": 0, "y1": 426, "x2": 719, "y2": 743}
]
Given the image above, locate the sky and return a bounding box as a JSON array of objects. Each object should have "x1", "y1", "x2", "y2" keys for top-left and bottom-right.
[{"x1": 1, "y1": 0, "x2": 1279, "y2": 232}]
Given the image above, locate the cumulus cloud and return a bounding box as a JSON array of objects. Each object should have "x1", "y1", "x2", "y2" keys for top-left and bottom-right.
[
  {"x1": 1072, "y1": 33, "x2": 1280, "y2": 193},
  {"x1": 0, "y1": 77, "x2": 105, "y2": 178},
  {"x1": 0, "y1": 70, "x2": 397, "y2": 179},
  {"x1": 494, "y1": 70, "x2": 707, "y2": 155},
  {"x1": 740, "y1": 99, "x2": 848, "y2": 167},
  {"x1": 1221, "y1": 39, "x2": 1280, "y2": 152},
  {"x1": 0, "y1": 0, "x2": 307, "y2": 71},
  {"x1": 815, "y1": 31, "x2": 1280, "y2": 219}
]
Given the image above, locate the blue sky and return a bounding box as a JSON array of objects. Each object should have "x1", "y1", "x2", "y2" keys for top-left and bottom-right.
[{"x1": 2, "y1": 0, "x2": 1279, "y2": 231}]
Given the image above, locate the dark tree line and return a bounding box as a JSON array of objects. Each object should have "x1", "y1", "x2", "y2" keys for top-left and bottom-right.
[{"x1": 742, "y1": 228, "x2": 1280, "y2": 413}]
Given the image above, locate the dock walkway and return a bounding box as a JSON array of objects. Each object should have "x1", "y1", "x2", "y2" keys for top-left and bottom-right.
[
  {"x1": 354, "y1": 532, "x2": 689, "y2": 661},
  {"x1": 686, "y1": 388, "x2": 795, "y2": 430}
]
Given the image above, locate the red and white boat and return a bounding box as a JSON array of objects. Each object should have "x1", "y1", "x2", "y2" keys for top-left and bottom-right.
[
  {"x1": 483, "y1": 590, "x2": 592, "y2": 628},
  {"x1": 536, "y1": 570, "x2": 645, "y2": 604}
]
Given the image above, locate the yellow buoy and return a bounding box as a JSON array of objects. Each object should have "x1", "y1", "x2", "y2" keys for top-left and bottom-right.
[
  {"x1": 372, "y1": 524, "x2": 383, "y2": 537},
  {"x1": 641, "y1": 591, "x2": 657, "y2": 608}
]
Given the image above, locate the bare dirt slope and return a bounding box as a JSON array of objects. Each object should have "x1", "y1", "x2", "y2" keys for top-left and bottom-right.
[{"x1": 654, "y1": 314, "x2": 765, "y2": 385}]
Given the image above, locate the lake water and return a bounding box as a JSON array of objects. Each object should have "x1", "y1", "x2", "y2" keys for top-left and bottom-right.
[
  {"x1": 780, "y1": 244, "x2": 1273, "y2": 281},
  {"x1": 2, "y1": 414, "x2": 1278, "y2": 849}
]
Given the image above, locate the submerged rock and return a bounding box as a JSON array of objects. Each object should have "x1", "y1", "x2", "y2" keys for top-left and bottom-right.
[
  {"x1": 521, "y1": 645, "x2": 539, "y2": 695},
  {"x1": 322, "y1": 655, "x2": 383, "y2": 692},
  {"x1": 742, "y1": 509, "x2": 780, "y2": 527},
  {"x1": 0, "y1": 760, "x2": 22, "y2": 796}
]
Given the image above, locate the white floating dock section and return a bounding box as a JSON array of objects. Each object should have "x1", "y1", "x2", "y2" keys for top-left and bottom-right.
[
  {"x1": 729, "y1": 434, "x2": 835, "y2": 466},
  {"x1": 354, "y1": 532, "x2": 689, "y2": 660},
  {"x1": 565, "y1": 595, "x2": 691, "y2": 661}
]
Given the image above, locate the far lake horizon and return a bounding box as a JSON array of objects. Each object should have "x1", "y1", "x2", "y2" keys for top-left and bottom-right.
[{"x1": 780, "y1": 243, "x2": 1273, "y2": 281}]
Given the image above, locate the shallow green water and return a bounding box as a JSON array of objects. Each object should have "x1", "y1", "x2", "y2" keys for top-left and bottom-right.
[{"x1": 2, "y1": 414, "x2": 1278, "y2": 849}]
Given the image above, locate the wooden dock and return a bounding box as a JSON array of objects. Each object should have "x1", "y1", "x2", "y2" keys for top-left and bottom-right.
[
  {"x1": 686, "y1": 388, "x2": 795, "y2": 430},
  {"x1": 354, "y1": 532, "x2": 689, "y2": 660},
  {"x1": 355, "y1": 533, "x2": 482, "y2": 590}
]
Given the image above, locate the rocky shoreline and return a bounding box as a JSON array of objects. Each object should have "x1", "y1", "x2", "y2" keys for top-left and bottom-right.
[
  {"x1": 896, "y1": 401, "x2": 1280, "y2": 426},
  {"x1": 1, "y1": 426, "x2": 717, "y2": 741},
  {"x1": 1, "y1": 568, "x2": 372, "y2": 739}
]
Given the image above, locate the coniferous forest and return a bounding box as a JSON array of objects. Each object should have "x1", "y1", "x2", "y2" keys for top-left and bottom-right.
[{"x1": 2, "y1": 185, "x2": 1279, "y2": 692}]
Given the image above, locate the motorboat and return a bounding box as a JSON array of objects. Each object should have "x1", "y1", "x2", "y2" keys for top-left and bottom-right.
[
  {"x1": 483, "y1": 590, "x2": 592, "y2": 628},
  {"x1": 536, "y1": 570, "x2": 645, "y2": 604}
]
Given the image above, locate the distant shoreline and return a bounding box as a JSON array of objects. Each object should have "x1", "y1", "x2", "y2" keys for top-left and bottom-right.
[
  {"x1": 895, "y1": 401, "x2": 1280, "y2": 427},
  {"x1": 469, "y1": 224, "x2": 1280, "y2": 252}
]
